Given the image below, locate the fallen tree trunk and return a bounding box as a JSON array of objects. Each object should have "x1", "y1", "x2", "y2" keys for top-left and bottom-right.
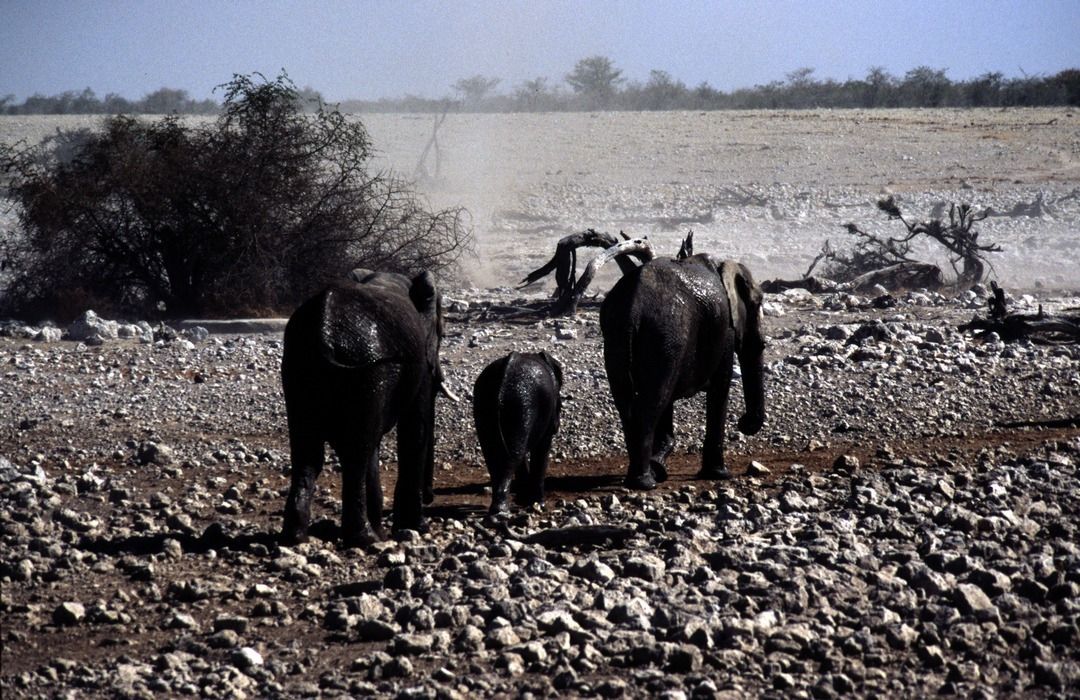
[
  {"x1": 848, "y1": 261, "x2": 944, "y2": 292},
  {"x1": 520, "y1": 229, "x2": 654, "y2": 316},
  {"x1": 760, "y1": 276, "x2": 842, "y2": 294}
]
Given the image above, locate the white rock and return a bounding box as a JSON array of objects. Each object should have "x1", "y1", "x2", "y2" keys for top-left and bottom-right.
[
  {"x1": 35, "y1": 327, "x2": 63, "y2": 343},
  {"x1": 68, "y1": 310, "x2": 119, "y2": 341},
  {"x1": 232, "y1": 646, "x2": 263, "y2": 669}
]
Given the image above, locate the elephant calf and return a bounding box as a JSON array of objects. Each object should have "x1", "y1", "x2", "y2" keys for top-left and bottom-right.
[{"x1": 473, "y1": 351, "x2": 563, "y2": 513}]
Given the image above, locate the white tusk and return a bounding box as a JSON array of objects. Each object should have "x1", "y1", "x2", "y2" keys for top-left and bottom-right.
[{"x1": 439, "y1": 381, "x2": 462, "y2": 404}]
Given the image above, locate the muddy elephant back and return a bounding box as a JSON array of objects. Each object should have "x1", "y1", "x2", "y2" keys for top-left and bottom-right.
[{"x1": 318, "y1": 284, "x2": 427, "y2": 368}]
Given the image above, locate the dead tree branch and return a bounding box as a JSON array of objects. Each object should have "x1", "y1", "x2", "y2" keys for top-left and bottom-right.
[
  {"x1": 876, "y1": 197, "x2": 1000, "y2": 287},
  {"x1": 518, "y1": 229, "x2": 622, "y2": 291},
  {"x1": 520, "y1": 228, "x2": 650, "y2": 314},
  {"x1": 413, "y1": 105, "x2": 450, "y2": 183},
  {"x1": 552, "y1": 237, "x2": 655, "y2": 315},
  {"x1": 805, "y1": 197, "x2": 1001, "y2": 292}
]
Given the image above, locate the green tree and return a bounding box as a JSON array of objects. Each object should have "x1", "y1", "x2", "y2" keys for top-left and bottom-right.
[
  {"x1": 139, "y1": 87, "x2": 192, "y2": 114},
  {"x1": 1051, "y1": 68, "x2": 1080, "y2": 105},
  {"x1": 1, "y1": 72, "x2": 472, "y2": 319},
  {"x1": 565, "y1": 55, "x2": 625, "y2": 107},
  {"x1": 513, "y1": 77, "x2": 553, "y2": 110},
  {"x1": 452, "y1": 75, "x2": 501, "y2": 105},
  {"x1": 900, "y1": 66, "x2": 952, "y2": 107},
  {"x1": 641, "y1": 70, "x2": 687, "y2": 109}
]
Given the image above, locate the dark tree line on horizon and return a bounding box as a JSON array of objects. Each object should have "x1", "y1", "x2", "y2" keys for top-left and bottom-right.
[
  {"x1": 4, "y1": 58, "x2": 1079, "y2": 116},
  {"x1": 0, "y1": 84, "x2": 324, "y2": 117}
]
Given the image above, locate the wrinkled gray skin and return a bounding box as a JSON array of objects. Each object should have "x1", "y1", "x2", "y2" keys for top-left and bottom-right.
[
  {"x1": 280, "y1": 269, "x2": 447, "y2": 547},
  {"x1": 600, "y1": 255, "x2": 766, "y2": 489},
  {"x1": 473, "y1": 352, "x2": 563, "y2": 514}
]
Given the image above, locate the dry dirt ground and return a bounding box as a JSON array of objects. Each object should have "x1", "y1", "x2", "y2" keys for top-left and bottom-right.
[{"x1": 1, "y1": 109, "x2": 1079, "y2": 697}]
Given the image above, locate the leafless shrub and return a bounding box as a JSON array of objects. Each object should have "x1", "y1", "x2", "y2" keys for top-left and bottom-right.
[{"x1": 0, "y1": 72, "x2": 472, "y2": 320}]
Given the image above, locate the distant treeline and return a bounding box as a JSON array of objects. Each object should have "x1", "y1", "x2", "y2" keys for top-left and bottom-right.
[
  {"x1": 1, "y1": 88, "x2": 219, "y2": 115},
  {"x1": 0, "y1": 85, "x2": 326, "y2": 116},
  {"x1": 5, "y1": 63, "x2": 1079, "y2": 115},
  {"x1": 347, "y1": 64, "x2": 1080, "y2": 113}
]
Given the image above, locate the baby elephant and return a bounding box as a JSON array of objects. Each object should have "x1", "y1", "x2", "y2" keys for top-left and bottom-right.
[{"x1": 473, "y1": 351, "x2": 563, "y2": 514}]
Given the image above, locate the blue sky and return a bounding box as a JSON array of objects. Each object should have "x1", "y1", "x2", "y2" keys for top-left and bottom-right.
[{"x1": 2, "y1": 0, "x2": 1077, "y2": 102}]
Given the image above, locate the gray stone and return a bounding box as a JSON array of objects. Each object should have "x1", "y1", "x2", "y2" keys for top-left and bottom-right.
[
  {"x1": 35, "y1": 327, "x2": 63, "y2": 343},
  {"x1": 571, "y1": 558, "x2": 617, "y2": 584},
  {"x1": 53, "y1": 602, "x2": 86, "y2": 626},
  {"x1": 454, "y1": 625, "x2": 484, "y2": 652},
  {"x1": 485, "y1": 626, "x2": 521, "y2": 649},
  {"x1": 137, "y1": 441, "x2": 175, "y2": 466},
  {"x1": 954, "y1": 583, "x2": 999, "y2": 621},
  {"x1": 231, "y1": 647, "x2": 263, "y2": 670},
  {"x1": 384, "y1": 565, "x2": 415, "y2": 591},
  {"x1": 357, "y1": 619, "x2": 397, "y2": 642},
  {"x1": 392, "y1": 633, "x2": 434, "y2": 655},
  {"x1": 747, "y1": 460, "x2": 771, "y2": 477},
  {"x1": 623, "y1": 554, "x2": 666, "y2": 582}
]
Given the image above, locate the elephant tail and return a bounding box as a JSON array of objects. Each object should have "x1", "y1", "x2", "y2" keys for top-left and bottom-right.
[{"x1": 494, "y1": 353, "x2": 521, "y2": 458}]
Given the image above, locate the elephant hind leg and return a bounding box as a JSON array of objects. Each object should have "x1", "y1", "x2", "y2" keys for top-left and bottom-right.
[
  {"x1": 621, "y1": 401, "x2": 663, "y2": 490},
  {"x1": 698, "y1": 352, "x2": 735, "y2": 481},
  {"x1": 282, "y1": 430, "x2": 325, "y2": 545},
  {"x1": 519, "y1": 435, "x2": 553, "y2": 508},
  {"x1": 332, "y1": 437, "x2": 382, "y2": 548},
  {"x1": 649, "y1": 403, "x2": 675, "y2": 483},
  {"x1": 365, "y1": 449, "x2": 385, "y2": 539},
  {"x1": 488, "y1": 458, "x2": 516, "y2": 515},
  {"x1": 394, "y1": 410, "x2": 430, "y2": 533}
]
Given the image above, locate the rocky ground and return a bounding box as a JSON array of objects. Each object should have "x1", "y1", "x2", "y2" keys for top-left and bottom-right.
[
  {"x1": 2, "y1": 107, "x2": 1079, "y2": 697},
  {"x1": 1, "y1": 283, "x2": 1079, "y2": 698}
]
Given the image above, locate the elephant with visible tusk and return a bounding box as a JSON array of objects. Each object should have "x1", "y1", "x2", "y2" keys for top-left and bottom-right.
[
  {"x1": 600, "y1": 255, "x2": 766, "y2": 489},
  {"x1": 280, "y1": 269, "x2": 458, "y2": 547}
]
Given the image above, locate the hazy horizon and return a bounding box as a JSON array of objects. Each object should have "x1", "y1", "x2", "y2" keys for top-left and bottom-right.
[{"x1": 2, "y1": 0, "x2": 1078, "y2": 103}]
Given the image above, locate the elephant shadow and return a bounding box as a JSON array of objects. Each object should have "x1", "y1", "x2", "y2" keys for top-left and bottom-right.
[
  {"x1": 434, "y1": 472, "x2": 624, "y2": 500},
  {"x1": 544, "y1": 473, "x2": 624, "y2": 492},
  {"x1": 78, "y1": 526, "x2": 283, "y2": 557}
]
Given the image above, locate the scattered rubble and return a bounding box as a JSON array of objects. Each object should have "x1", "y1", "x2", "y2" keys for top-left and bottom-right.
[{"x1": 2, "y1": 285, "x2": 1078, "y2": 697}]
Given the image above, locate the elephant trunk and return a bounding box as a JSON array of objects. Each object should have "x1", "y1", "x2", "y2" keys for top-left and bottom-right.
[{"x1": 736, "y1": 340, "x2": 766, "y2": 435}]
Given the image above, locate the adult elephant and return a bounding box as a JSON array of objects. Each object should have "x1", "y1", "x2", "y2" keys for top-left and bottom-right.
[
  {"x1": 280, "y1": 269, "x2": 457, "y2": 547},
  {"x1": 600, "y1": 255, "x2": 766, "y2": 489}
]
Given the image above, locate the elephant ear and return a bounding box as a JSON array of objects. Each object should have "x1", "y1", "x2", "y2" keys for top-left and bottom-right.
[
  {"x1": 409, "y1": 271, "x2": 439, "y2": 314},
  {"x1": 539, "y1": 350, "x2": 564, "y2": 387},
  {"x1": 347, "y1": 267, "x2": 375, "y2": 284},
  {"x1": 719, "y1": 260, "x2": 763, "y2": 333}
]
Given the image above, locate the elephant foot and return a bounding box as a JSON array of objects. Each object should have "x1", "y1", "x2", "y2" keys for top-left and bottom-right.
[
  {"x1": 422, "y1": 487, "x2": 435, "y2": 505},
  {"x1": 738, "y1": 412, "x2": 764, "y2": 436},
  {"x1": 279, "y1": 527, "x2": 309, "y2": 546},
  {"x1": 488, "y1": 499, "x2": 510, "y2": 516},
  {"x1": 393, "y1": 517, "x2": 429, "y2": 536},
  {"x1": 514, "y1": 483, "x2": 544, "y2": 509},
  {"x1": 341, "y1": 525, "x2": 382, "y2": 550},
  {"x1": 650, "y1": 460, "x2": 669, "y2": 483},
  {"x1": 624, "y1": 471, "x2": 657, "y2": 491},
  {"x1": 696, "y1": 466, "x2": 732, "y2": 481}
]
